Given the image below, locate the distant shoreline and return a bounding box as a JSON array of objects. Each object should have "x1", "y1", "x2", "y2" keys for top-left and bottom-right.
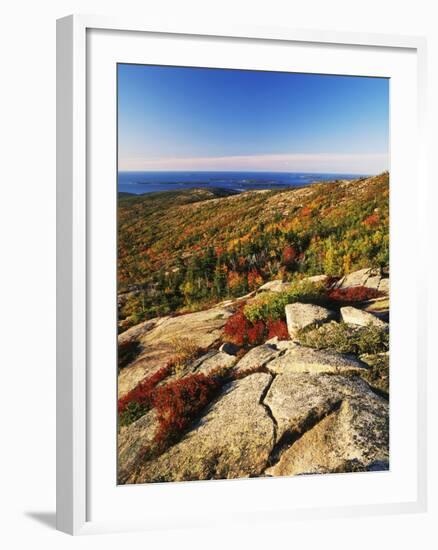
[{"x1": 117, "y1": 170, "x2": 368, "y2": 196}]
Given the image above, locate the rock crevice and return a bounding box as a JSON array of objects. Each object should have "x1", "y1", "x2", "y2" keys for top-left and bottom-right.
[
  {"x1": 263, "y1": 397, "x2": 344, "y2": 473},
  {"x1": 259, "y1": 373, "x2": 278, "y2": 452},
  {"x1": 128, "y1": 373, "x2": 277, "y2": 483}
]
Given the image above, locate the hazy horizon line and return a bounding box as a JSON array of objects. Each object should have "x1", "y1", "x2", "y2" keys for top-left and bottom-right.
[
  {"x1": 118, "y1": 152, "x2": 388, "y2": 174},
  {"x1": 118, "y1": 169, "x2": 377, "y2": 175}
]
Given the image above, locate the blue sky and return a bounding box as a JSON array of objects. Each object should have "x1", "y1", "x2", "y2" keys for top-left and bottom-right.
[{"x1": 118, "y1": 64, "x2": 389, "y2": 174}]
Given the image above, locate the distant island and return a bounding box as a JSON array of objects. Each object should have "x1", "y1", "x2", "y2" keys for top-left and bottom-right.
[{"x1": 117, "y1": 171, "x2": 370, "y2": 195}]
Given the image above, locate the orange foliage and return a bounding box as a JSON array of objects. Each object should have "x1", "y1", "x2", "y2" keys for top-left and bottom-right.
[
  {"x1": 227, "y1": 270, "x2": 244, "y2": 290},
  {"x1": 363, "y1": 213, "x2": 380, "y2": 227},
  {"x1": 300, "y1": 206, "x2": 313, "y2": 217},
  {"x1": 247, "y1": 268, "x2": 263, "y2": 290}
]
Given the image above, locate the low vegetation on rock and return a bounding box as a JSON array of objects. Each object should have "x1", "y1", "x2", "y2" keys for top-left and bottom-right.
[
  {"x1": 243, "y1": 279, "x2": 327, "y2": 323},
  {"x1": 151, "y1": 371, "x2": 223, "y2": 454},
  {"x1": 296, "y1": 321, "x2": 389, "y2": 356},
  {"x1": 118, "y1": 364, "x2": 173, "y2": 426},
  {"x1": 327, "y1": 285, "x2": 382, "y2": 303}
]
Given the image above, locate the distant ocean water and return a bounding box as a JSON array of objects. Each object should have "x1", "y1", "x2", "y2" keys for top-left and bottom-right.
[{"x1": 117, "y1": 171, "x2": 368, "y2": 195}]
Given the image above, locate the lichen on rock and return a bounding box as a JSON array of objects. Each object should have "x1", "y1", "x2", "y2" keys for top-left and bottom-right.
[{"x1": 264, "y1": 373, "x2": 389, "y2": 476}]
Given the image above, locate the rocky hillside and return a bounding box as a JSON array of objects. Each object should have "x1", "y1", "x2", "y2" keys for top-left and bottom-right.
[
  {"x1": 118, "y1": 173, "x2": 389, "y2": 330},
  {"x1": 118, "y1": 266, "x2": 390, "y2": 484}
]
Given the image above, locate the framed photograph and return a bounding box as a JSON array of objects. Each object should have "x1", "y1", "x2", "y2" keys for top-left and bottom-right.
[{"x1": 57, "y1": 15, "x2": 427, "y2": 535}]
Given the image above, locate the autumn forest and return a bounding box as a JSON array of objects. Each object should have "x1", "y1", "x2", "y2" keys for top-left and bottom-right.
[{"x1": 118, "y1": 172, "x2": 389, "y2": 331}]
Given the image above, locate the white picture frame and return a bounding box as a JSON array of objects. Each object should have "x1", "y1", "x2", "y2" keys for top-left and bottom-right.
[{"x1": 56, "y1": 14, "x2": 428, "y2": 535}]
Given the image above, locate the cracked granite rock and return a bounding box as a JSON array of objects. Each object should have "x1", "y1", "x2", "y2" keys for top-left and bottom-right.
[
  {"x1": 265, "y1": 344, "x2": 368, "y2": 376},
  {"x1": 128, "y1": 373, "x2": 276, "y2": 483},
  {"x1": 264, "y1": 373, "x2": 389, "y2": 476},
  {"x1": 233, "y1": 344, "x2": 280, "y2": 375}
]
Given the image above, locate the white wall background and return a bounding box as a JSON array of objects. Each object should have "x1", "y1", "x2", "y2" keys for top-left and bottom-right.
[{"x1": 0, "y1": 0, "x2": 436, "y2": 547}]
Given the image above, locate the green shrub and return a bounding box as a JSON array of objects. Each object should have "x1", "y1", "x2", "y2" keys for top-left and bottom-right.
[
  {"x1": 360, "y1": 353, "x2": 389, "y2": 394},
  {"x1": 297, "y1": 321, "x2": 389, "y2": 356},
  {"x1": 244, "y1": 279, "x2": 326, "y2": 323}
]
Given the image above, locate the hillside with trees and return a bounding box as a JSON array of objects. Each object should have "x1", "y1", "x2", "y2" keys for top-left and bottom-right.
[{"x1": 118, "y1": 172, "x2": 389, "y2": 330}]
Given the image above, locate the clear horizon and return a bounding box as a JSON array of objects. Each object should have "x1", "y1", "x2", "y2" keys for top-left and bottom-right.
[{"x1": 118, "y1": 65, "x2": 389, "y2": 174}]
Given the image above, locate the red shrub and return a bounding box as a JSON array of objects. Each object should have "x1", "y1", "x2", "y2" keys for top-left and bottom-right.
[
  {"x1": 267, "y1": 319, "x2": 289, "y2": 340},
  {"x1": 327, "y1": 285, "x2": 382, "y2": 303},
  {"x1": 223, "y1": 309, "x2": 266, "y2": 346},
  {"x1": 151, "y1": 372, "x2": 221, "y2": 448},
  {"x1": 247, "y1": 320, "x2": 266, "y2": 346},
  {"x1": 117, "y1": 364, "x2": 172, "y2": 415},
  {"x1": 282, "y1": 245, "x2": 297, "y2": 267},
  {"x1": 223, "y1": 310, "x2": 248, "y2": 346}
]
